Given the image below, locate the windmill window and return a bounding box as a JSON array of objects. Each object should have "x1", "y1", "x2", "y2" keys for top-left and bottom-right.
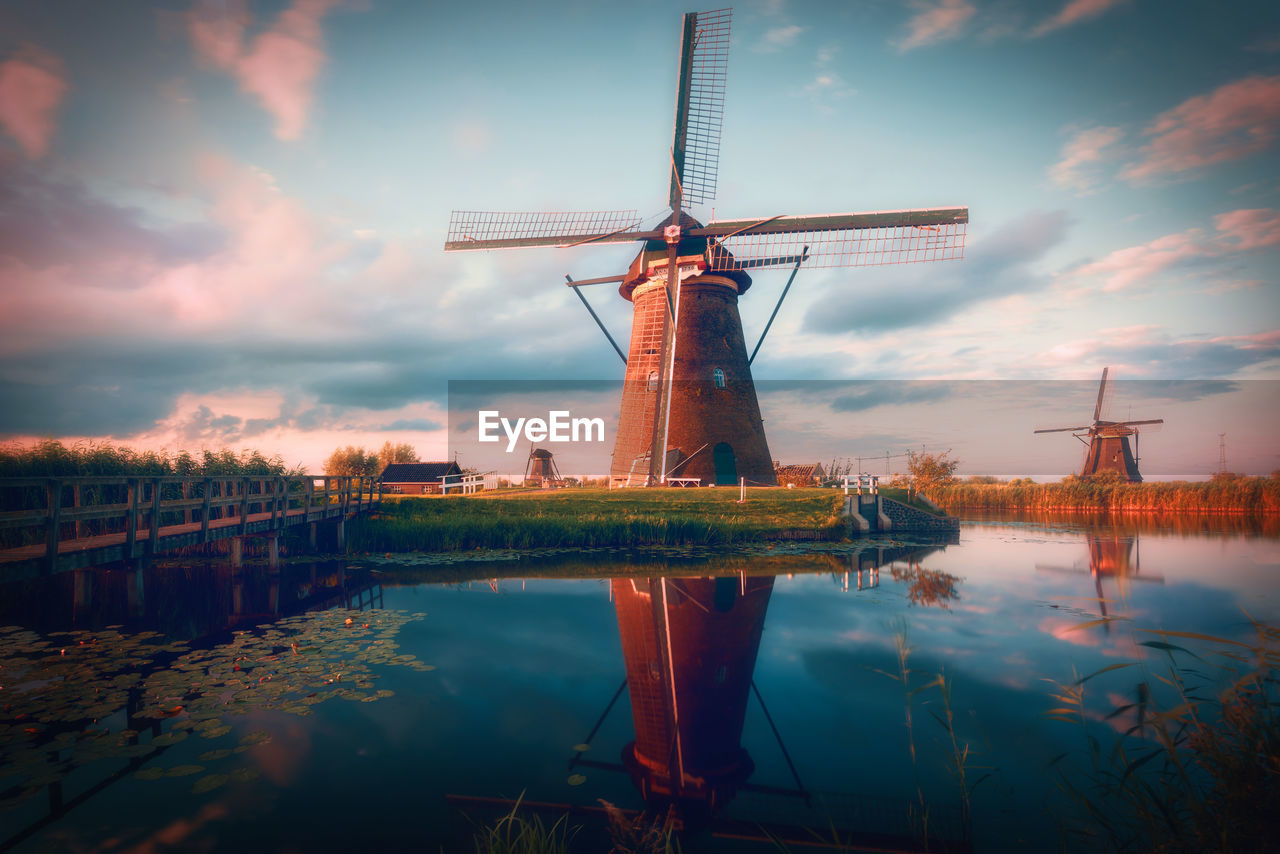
[
  {"x1": 713, "y1": 367, "x2": 726, "y2": 388},
  {"x1": 647, "y1": 370, "x2": 659, "y2": 391}
]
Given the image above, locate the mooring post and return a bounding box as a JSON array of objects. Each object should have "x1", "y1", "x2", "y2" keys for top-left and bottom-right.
[
  {"x1": 230, "y1": 536, "x2": 243, "y2": 568},
  {"x1": 127, "y1": 561, "x2": 145, "y2": 618},
  {"x1": 239, "y1": 478, "x2": 249, "y2": 535},
  {"x1": 268, "y1": 534, "x2": 279, "y2": 568},
  {"x1": 738, "y1": 477, "x2": 745, "y2": 504},
  {"x1": 73, "y1": 569, "x2": 92, "y2": 620},
  {"x1": 309, "y1": 522, "x2": 317, "y2": 551},
  {"x1": 335, "y1": 519, "x2": 345, "y2": 551}
]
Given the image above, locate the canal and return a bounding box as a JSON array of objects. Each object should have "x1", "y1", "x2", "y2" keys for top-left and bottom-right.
[{"x1": 1, "y1": 513, "x2": 1275, "y2": 852}]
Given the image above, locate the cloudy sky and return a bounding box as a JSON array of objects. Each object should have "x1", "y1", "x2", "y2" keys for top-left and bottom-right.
[{"x1": 0, "y1": 0, "x2": 1277, "y2": 474}]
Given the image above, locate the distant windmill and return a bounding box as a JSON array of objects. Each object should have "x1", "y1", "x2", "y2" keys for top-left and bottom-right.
[
  {"x1": 524, "y1": 447, "x2": 564, "y2": 488},
  {"x1": 1034, "y1": 368, "x2": 1163, "y2": 482},
  {"x1": 445, "y1": 8, "x2": 967, "y2": 487}
]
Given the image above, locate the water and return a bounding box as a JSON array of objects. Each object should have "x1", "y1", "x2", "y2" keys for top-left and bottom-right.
[{"x1": 0, "y1": 514, "x2": 1276, "y2": 853}]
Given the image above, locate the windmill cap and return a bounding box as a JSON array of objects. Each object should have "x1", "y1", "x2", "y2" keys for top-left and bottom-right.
[{"x1": 620, "y1": 212, "x2": 752, "y2": 299}]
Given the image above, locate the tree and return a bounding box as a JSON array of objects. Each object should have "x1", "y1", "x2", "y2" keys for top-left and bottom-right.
[
  {"x1": 906, "y1": 450, "x2": 959, "y2": 497},
  {"x1": 376, "y1": 441, "x2": 419, "y2": 472},
  {"x1": 324, "y1": 446, "x2": 379, "y2": 477}
]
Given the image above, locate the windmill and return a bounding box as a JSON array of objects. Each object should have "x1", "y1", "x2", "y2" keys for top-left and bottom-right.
[
  {"x1": 1034, "y1": 368, "x2": 1163, "y2": 482},
  {"x1": 445, "y1": 8, "x2": 967, "y2": 487},
  {"x1": 524, "y1": 447, "x2": 564, "y2": 487}
]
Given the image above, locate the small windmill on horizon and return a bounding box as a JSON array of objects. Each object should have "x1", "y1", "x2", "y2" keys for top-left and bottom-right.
[
  {"x1": 1035, "y1": 368, "x2": 1164, "y2": 482},
  {"x1": 445, "y1": 8, "x2": 968, "y2": 487}
]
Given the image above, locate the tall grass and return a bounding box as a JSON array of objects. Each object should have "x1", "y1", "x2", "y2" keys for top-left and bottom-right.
[
  {"x1": 0, "y1": 439, "x2": 299, "y2": 478},
  {"x1": 1047, "y1": 619, "x2": 1280, "y2": 851},
  {"x1": 346, "y1": 490, "x2": 849, "y2": 552},
  {"x1": 470, "y1": 796, "x2": 577, "y2": 854},
  {"x1": 932, "y1": 473, "x2": 1280, "y2": 514}
]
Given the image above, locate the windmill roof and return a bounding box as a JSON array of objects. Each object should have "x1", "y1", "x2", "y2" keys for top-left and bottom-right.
[
  {"x1": 774, "y1": 463, "x2": 822, "y2": 481},
  {"x1": 380, "y1": 461, "x2": 462, "y2": 482}
]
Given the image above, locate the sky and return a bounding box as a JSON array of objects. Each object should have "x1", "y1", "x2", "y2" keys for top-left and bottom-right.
[{"x1": 0, "y1": 0, "x2": 1277, "y2": 475}]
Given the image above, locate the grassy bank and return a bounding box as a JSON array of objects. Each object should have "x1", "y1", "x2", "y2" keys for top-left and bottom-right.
[
  {"x1": 931, "y1": 475, "x2": 1280, "y2": 514},
  {"x1": 346, "y1": 488, "x2": 851, "y2": 552}
]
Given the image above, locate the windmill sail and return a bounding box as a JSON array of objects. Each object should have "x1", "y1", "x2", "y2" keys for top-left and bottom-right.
[
  {"x1": 670, "y1": 8, "x2": 731, "y2": 208},
  {"x1": 701, "y1": 208, "x2": 968, "y2": 270},
  {"x1": 444, "y1": 210, "x2": 647, "y2": 251}
]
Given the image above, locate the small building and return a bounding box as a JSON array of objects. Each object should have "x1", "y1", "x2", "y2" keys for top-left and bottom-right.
[
  {"x1": 379, "y1": 461, "x2": 463, "y2": 495},
  {"x1": 773, "y1": 462, "x2": 824, "y2": 488}
]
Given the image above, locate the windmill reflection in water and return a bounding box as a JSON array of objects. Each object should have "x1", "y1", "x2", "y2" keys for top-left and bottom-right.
[{"x1": 449, "y1": 543, "x2": 971, "y2": 852}]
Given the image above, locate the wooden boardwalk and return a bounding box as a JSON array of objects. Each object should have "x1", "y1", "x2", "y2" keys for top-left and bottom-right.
[{"x1": 0, "y1": 475, "x2": 380, "y2": 581}]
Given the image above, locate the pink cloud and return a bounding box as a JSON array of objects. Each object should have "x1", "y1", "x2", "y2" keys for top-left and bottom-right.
[
  {"x1": 187, "y1": 0, "x2": 338, "y2": 140},
  {"x1": 1213, "y1": 208, "x2": 1280, "y2": 251},
  {"x1": 896, "y1": 0, "x2": 976, "y2": 51},
  {"x1": 0, "y1": 46, "x2": 68, "y2": 159},
  {"x1": 1031, "y1": 0, "x2": 1127, "y2": 38},
  {"x1": 1048, "y1": 126, "x2": 1123, "y2": 192},
  {"x1": 1065, "y1": 207, "x2": 1280, "y2": 292},
  {"x1": 1122, "y1": 75, "x2": 1280, "y2": 182},
  {"x1": 1072, "y1": 228, "x2": 1205, "y2": 292}
]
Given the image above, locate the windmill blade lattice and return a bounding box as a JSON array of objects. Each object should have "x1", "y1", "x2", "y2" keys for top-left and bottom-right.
[
  {"x1": 702, "y1": 208, "x2": 967, "y2": 270},
  {"x1": 671, "y1": 8, "x2": 731, "y2": 207},
  {"x1": 445, "y1": 210, "x2": 646, "y2": 251}
]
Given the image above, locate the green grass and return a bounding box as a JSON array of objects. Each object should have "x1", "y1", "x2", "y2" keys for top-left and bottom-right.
[{"x1": 345, "y1": 488, "x2": 850, "y2": 552}]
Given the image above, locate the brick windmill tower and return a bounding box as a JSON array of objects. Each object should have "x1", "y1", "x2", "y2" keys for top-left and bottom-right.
[
  {"x1": 1034, "y1": 368, "x2": 1164, "y2": 482},
  {"x1": 445, "y1": 8, "x2": 968, "y2": 486}
]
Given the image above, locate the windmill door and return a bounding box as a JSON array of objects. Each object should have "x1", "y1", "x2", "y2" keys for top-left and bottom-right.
[{"x1": 713, "y1": 443, "x2": 738, "y2": 486}]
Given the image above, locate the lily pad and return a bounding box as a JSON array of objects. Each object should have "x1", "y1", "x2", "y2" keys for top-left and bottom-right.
[
  {"x1": 198, "y1": 749, "x2": 233, "y2": 761},
  {"x1": 166, "y1": 764, "x2": 204, "y2": 777},
  {"x1": 567, "y1": 774, "x2": 587, "y2": 786},
  {"x1": 228, "y1": 766, "x2": 260, "y2": 783},
  {"x1": 133, "y1": 767, "x2": 165, "y2": 781},
  {"x1": 238, "y1": 731, "x2": 271, "y2": 746},
  {"x1": 572, "y1": 744, "x2": 591, "y2": 753},
  {"x1": 192, "y1": 773, "x2": 229, "y2": 794}
]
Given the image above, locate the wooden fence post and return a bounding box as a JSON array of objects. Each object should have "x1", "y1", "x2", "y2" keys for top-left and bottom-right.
[
  {"x1": 125, "y1": 478, "x2": 140, "y2": 558},
  {"x1": 71, "y1": 483, "x2": 82, "y2": 539},
  {"x1": 201, "y1": 478, "x2": 212, "y2": 543},
  {"x1": 239, "y1": 478, "x2": 249, "y2": 535},
  {"x1": 148, "y1": 478, "x2": 162, "y2": 554},
  {"x1": 44, "y1": 479, "x2": 62, "y2": 575}
]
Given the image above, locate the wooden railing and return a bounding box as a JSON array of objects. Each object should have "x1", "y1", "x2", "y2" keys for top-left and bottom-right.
[{"x1": 0, "y1": 475, "x2": 381, "y2": 576}]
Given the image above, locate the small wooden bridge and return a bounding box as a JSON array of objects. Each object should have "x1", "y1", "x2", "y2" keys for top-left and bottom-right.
[{"x1": 0, "y1": 475, "x2": 381, "y2": 582}]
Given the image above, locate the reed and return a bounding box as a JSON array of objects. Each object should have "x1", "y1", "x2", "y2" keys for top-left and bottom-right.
[
  {"x1": 1047, "y1": 618, "x2": 1280, "y2": 851},
  {"x1": 470, "y1": 795, "x2": 577, "y2": 854},
  {"x1": 931, "y1": 473, "x2": 1280, "y2": 514}
]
